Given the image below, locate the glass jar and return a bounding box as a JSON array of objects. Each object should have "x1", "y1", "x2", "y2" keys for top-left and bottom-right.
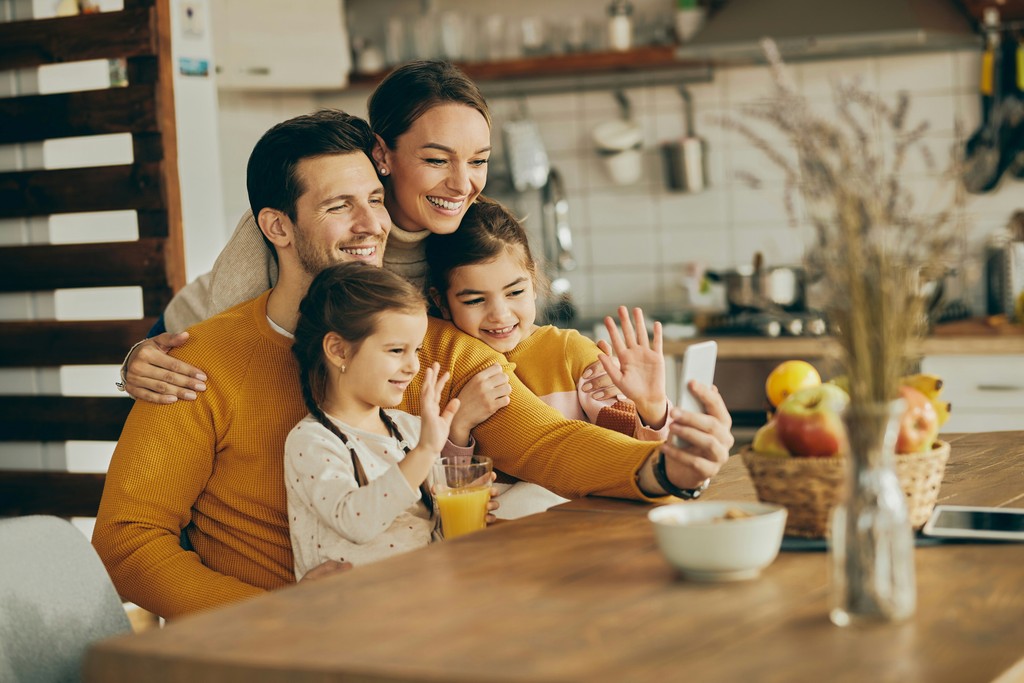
[
  {"x1": 607, "y1": 0, "x2": 634, "y2": 52},
  {"x1": 829, "y1": 400, "x2": 916, "y2": 626}
]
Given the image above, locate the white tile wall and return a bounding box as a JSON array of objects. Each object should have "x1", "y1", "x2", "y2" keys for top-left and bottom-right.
[{"x1": 208, "y1": 47, "x2": 1024, "y2": 322}]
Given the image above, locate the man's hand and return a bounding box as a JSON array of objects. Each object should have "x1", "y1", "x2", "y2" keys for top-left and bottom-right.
[
  {"x1": 660, "y1": 381, "x2": 734, "y2": 490},
  {"x1": 124, "y1": 332, "x2": 208, "y2": 404},
  {"x1": 299, "y1": 559, "x2": 353, "y2": 582},
  {"x1": 449, "y1": 363, "x2": 511, "y2": 446}
]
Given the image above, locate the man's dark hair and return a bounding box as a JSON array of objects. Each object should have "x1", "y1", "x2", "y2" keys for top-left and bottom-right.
[{"x1": 246, "y1": 109, "x2": 375, "y2": 253}]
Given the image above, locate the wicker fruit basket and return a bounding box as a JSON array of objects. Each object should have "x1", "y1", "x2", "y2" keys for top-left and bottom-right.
[{"x1": 741, "y1": 440, "x2": 951, "y2": 538}]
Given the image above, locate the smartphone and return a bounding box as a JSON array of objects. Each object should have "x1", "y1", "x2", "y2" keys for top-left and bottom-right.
[
  {"x1": 673, "y1": 341, "x2": 717, "y2": 449},
  {"x1": 921, "y1": 505, "x2": 1024, "y2": 541},
  {"x1": 677, "y1": 340, "x2": 718, "y2": 414}
]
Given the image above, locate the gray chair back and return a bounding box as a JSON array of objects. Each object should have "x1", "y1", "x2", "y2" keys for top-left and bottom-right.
[{"x1": 0, "y1": 515, "x2": 130, "y2": 683}]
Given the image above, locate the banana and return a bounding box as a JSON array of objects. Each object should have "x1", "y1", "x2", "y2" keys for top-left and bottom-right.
[
  {"x1": 932, "y1": 399, "x2": 952, "y2": 426},
  {"x1": 901, "y1": 373, "x2": 944, "y2": 401}
]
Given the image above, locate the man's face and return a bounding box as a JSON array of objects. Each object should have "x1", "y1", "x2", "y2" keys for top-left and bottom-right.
[{"x1": 290, "y1": 153, "x2": 391, "y2": 274}]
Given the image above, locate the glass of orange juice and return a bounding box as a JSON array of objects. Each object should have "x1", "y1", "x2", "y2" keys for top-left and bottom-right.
[{"x1": 432, "y1": 456, "x2": 492, "y2": 539}]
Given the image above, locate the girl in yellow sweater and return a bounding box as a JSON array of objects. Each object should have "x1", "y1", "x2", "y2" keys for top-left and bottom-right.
[
  {"x1": 425, "y1": 202, "x2": 672, "y2": 517},
  {"x1": 286, "y1": 262, "x2": 478, "y2": 577}
]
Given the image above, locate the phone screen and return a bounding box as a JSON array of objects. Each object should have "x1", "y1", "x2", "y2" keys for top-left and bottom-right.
[{"x1": 677, "y1": 340, "x2": 717, "y2": 415}]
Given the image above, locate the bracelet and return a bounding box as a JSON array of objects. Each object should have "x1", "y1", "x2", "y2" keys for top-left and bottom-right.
[
  {"x1": 114, "y1": 338, "x2": 149, "y2": 396},
  {"x1": 652, "y1": 452, "x2": 709, "y2": 500}
]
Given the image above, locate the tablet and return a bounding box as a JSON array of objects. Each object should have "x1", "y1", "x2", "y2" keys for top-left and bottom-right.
[{"x1": 921, "y1": 505, "x2": 1024, "y2": 542}]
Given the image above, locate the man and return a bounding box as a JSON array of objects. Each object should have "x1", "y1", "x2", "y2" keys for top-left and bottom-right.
[{"x1": 93, "y1": 110, "x2": 733, "y2": 619}]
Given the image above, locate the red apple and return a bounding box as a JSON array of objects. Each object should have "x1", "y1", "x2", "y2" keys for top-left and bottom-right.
[
  {"x1": 775, "y1": 384, "x2": 850, "y2": 457},
  {"x1": 896, "y1": 385, "x2": 939, "y2": 454},
  {"x1": 752, "y1": 419, "x2": 790, "y2": 456}
]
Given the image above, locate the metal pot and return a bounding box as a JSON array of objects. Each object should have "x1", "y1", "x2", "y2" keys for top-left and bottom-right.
[{"x1": 707, "y1": 255, "x2": 807, "y2": 312}]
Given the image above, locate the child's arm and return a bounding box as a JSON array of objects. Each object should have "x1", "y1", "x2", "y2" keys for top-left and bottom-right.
[
  {"x1": 400, "y1": 363, "x2": 461, "y2": 486},
  {"x1": 446, "y1": 363, "x2": 510, "y2": 446},
  {"x1": 597, "y1": 306, "x2": 669, "y2": 430}
]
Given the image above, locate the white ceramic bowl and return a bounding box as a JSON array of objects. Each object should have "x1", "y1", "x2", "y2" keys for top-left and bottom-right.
[{"x1": 648, "y1": 501, "x2": 787, "y2": 582}]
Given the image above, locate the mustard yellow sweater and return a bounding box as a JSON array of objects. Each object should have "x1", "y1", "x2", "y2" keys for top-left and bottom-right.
[{"x1": 94, "y1": 291, "x2": 661, "y2": 619}]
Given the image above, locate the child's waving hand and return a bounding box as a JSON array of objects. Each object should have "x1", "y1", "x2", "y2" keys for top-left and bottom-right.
[{"x1": 598, "y1": 306, "x2": 669, "y2": 430}]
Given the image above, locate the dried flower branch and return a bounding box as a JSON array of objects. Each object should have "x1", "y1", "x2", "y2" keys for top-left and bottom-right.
[{"x1": 722, "y1": 40, "x2": 967, "y2": 419}]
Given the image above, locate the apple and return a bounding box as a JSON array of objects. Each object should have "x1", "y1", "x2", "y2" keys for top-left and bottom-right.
[
  {"x1": 752, "y1": 419, "x2": 790, "y2": 456},
  {"x1": 896, "y1": 385, "x2": 939, "y2": 454},
  {"x1": 775, "y1": 384, "x2": 850, "y2": 458}
]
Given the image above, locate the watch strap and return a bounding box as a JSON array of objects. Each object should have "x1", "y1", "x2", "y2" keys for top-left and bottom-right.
[{"x1": 653, "y1": 452, "x2": 709, "y2": 500}]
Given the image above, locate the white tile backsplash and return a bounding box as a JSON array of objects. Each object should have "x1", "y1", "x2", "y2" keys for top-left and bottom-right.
[
  {"x1": 877, "y1": 52, "x2": 957, "y2": 94},
  {"x1": 298, "y1": 47, "x2": 1023, "y2": 319}
]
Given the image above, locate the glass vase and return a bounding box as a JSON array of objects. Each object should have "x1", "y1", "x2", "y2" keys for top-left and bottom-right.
[{"x1": 829, "y1": 400, "x2": 916, "y2": 627}]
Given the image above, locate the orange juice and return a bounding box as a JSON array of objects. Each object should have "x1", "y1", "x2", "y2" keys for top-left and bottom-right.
[{"x1": 435, "y1": 485, "x2": 490, "y2": 539}]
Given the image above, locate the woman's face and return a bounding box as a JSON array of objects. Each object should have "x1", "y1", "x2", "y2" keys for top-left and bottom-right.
[{"x1": 377, "y1": 103, "x2": 491, "y2": 234}]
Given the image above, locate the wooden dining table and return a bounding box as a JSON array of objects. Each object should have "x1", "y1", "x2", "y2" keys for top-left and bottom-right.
[{"x1": 85, "y1": 431, "x2": 1024, "y2": 683}]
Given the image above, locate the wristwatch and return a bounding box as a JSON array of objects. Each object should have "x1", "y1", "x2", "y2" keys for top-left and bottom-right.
[{"x1": 653, "y1": 452, "x2": 710, "y2": 500}]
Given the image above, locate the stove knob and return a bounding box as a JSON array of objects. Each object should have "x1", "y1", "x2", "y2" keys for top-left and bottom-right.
[
  {"x1": 784, "y1": 318, "x2": 804, "y2": 336},
  {"x1": 760, "y1": 320, "x2": 782, "y2": 337},
  {"x1": 805, "y1": 318, "x2": 827, "y2": 336}
]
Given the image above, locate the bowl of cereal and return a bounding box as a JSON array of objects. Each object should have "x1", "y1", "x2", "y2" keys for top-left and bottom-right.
[{"x1": 648, "y1": 501, "x2": 787, "y2": 582}]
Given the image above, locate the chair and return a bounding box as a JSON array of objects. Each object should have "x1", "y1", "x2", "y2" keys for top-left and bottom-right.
[{"x1": 0, "y1": 516, "x2": 130, "y2": 683}]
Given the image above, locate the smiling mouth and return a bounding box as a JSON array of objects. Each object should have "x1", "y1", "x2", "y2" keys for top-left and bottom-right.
[
  {"x1": 340, "y1": 244, "x2": 378, "y2": 257},
  {"x1": 483, "y1": 324, "x2": 517, "y2": 337},
  {"x1": 389, "y1": 379, "x2": 410, "y2": 390},
  {"x1": 427, "y1": 196, "x2": 464, "y2": 211}
]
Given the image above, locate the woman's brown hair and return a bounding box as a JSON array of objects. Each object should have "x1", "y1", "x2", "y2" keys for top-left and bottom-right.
[{"x1": 368, "y1": 60, "x2": 490, "y2": 151}]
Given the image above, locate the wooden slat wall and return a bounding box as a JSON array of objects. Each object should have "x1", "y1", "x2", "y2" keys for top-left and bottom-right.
[{"x1": 0, "y1": 0, "x2": 183, "y2": 518}]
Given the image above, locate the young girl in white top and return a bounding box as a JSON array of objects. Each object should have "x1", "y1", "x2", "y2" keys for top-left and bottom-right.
[
  {"x1": 425, "y1": 201, "x2": 672, "y2": 517},
  {"x1": 285, "y1": 262, "x2": 473, "y2": 579}
]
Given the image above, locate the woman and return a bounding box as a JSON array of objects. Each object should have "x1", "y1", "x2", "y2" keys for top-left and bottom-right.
[
  {"x1": 117, "y1": 62, "x2": 733, "y2": 514},
  {"x1": 123, "y1": 60, "x2": 621, "y2": 411}
]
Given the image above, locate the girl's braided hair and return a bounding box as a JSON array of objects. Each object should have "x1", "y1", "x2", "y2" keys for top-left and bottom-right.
[{"x1": 293, "y1": 262, "x2": 426, "y2": 483}]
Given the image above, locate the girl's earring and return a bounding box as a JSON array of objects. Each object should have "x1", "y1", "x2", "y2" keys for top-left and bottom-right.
[
  {"x1": 379, "y1": 167, "x2": 389, "y2": 176},
  {"x1": 341, "y1": 364, "x2": 346, "y2": 374}
]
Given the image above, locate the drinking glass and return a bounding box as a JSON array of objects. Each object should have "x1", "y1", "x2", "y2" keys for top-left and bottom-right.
[{"x1": 432, "y1": 456, "x2": 493, "y2": 539}]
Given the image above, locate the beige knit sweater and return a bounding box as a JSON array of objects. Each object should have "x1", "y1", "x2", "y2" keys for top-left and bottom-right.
[{"x1": 164, "y1": 210, "x2": 431, "y2": 333}]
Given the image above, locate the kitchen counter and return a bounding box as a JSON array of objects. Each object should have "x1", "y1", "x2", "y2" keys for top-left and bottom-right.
[{"x1": 662, "y1": 317, "x2": 1024, "y2": 359}]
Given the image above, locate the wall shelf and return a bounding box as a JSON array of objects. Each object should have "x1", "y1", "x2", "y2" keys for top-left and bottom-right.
[{"x1": 342, "y1": 46, "x2": 714, "y2": 96}]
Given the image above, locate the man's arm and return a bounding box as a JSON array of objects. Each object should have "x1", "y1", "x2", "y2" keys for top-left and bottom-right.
[
  {"x1": 92, "y1": 400, "x2": 263, "y2": 619},
  {"x1": 411, "y1": 320, "x2": 663, "y2": 501}
]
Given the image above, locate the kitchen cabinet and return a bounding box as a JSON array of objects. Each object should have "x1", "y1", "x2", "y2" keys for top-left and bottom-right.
[
  {"x1": 210, "y1": 0, "x2": 351, "y2": 90},
  {"x1": 921, "y1": 355, "x2": 1024, "y2": 433}
]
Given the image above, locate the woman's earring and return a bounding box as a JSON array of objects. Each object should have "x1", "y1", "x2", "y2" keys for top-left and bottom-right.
[
  {"x1": 379, "y1": 167, "x2": 389, "y2": 176},
  {"x1": 341, "y1": 364, "x2": 346, "y2": 374}
]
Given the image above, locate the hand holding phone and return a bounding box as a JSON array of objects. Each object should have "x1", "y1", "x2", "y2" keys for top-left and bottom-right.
[
  {"x1": 677, "y1": 341, "x2": 718, "y2": 414},
  {"x1": 673, "y1": 340, "x2": 718, "y2": 449}
]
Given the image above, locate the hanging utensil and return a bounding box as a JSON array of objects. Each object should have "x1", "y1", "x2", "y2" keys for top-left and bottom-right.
[
  {"x1": 541, "y1": 167, "x2": 578, "y2": 325},
  {"x1": 660, "y1": 85, "x2": 708, "y2": 193},
  {"x1": 502, "y1": 98, "x2": 550, "y2": 193}
]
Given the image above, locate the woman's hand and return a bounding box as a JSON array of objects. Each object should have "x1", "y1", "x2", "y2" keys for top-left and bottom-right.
[
  {"x1": 598, "y1": 306, "x2": 668, "y2": 429},
  {"x1": 449, "y1": 363, "x2": 511, "y2": 446},
  {"x1": 660, "y1": 381, "x2": 734, "y2": 490},
  {"x1": 416, "y1": 363, "x2": 461, "y2": 456},
  {"x1": 124, "y1": 332, "x2": 208, "y2": 404}
]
